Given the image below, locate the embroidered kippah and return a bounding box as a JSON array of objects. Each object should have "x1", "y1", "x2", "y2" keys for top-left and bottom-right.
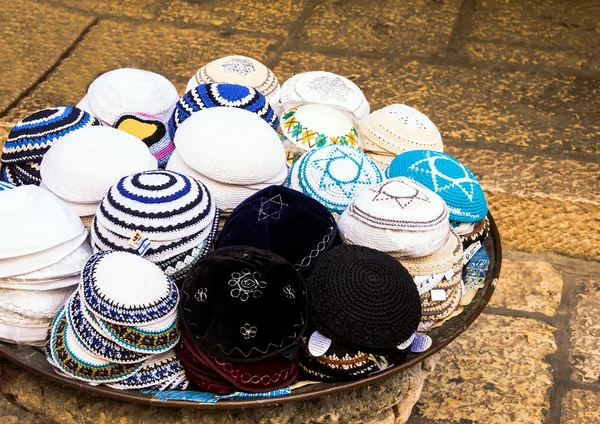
[
  {"x1": 307, "y1": 245, "x2": 421, "y2": 350},
  {"x1": 86, "y1": 68, "x2": 179, "y2": 126},
  {"x1": 107, "y1": 350, "x2": 187, "y2": 390},
  {"x1": 280, "y1": 71, "x2": 370, "y2": 120},
  {"x1": 188, "y1": 56, "x2": 280, "y2": 106},
  {"x1": 114, "y1": 113, "x2": 174, "y2": 167},
  {"x1": 280, "y1": 104, "x2": 359, "y2": 154},
  {"x1": 288, "y1": 145, "x2": 384, "y2": 215},
  {"x1": 181, "y1": 246, "x2": 308, "y2": 362},
  {"x1": 216, "y1": 185, "x2": 341, "y2": 276},
  {"x1": 46, "y1": 307, "x2": 143, "y2": 384},
  {"x1": 169, "y1": 83, "x2": 279, "y2": 139},
  {"x1": 2, "y1": 106, "x2": 99, "y2": 166},
  {"x1": 386, "y1": 150, "x2": 488, "y2": 223},
  {"x1": 40, "y1": 126, "x2": 158, "y2": 217},
  {"x1": 79, "y1": 251, "x2": 178, "y2": 326},
  {"x1": 359, "y1": 104, "x2": 443, "y2": 156}
]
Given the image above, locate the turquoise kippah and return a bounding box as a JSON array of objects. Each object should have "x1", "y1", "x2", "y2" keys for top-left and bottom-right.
[{"x1": 385, "y1": 150, "x2": 487, "y2": 222}]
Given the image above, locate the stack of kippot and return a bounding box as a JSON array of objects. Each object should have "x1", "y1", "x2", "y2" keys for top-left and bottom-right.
[
  {"x1": 169, "y1": 83, "x2": 279, "y2": 139},
  {"x1": 46, "y1": 251, "x2": 187, "y2": 390},
  {"x1": 1, "y1": 106, "x2": 100, "y2": 186},
  {"x1": 91, "y1": 170, "x2": 219, "y2": 286},
  {"x1": 358, "y1": 104, "x2": 443, "y2": 170},
  {"x1": 279, "y1": 71, "x2": 370, "y2": 121},
  {"x1": 167, "y1": 107, "x2": 287, "y2": 213},
  {"x1": 179, "y1": 246, "x2": 308, "y2": 393},
  {"x1": 39, "y1": 126, "x2": 157, "y2": 225},
  {"x1": 299, "y1": 245, "x2": 421, "y2": 381},
  {"x1": 216, "y1": 185, "x2": 341, "y2": 277},
  {"x1": 78, "y1": 68, "x2": 179, "y2": 127},
  {"x1": 187, "y1": 56, "x2": 280, "y2": 107},
  {"x1": 0, "y1": 186, "x2": 90, "y2": 345},
  {"x1": 287, "y1": 145, "x2": 384, "y2": 215},
  {"x1": 280, "y1": 104, "x2": 360, "y2": 165}
]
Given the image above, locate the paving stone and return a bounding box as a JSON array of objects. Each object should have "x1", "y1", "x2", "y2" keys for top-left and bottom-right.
[
  {"x1": 569, "y1": 274, "x2": 600, "y2": 384},
  {"x1": 297, "y1": 0, "x2": 462, "y2": 56},
  {"x1": 159, "y1": 0, "x2": 308, "y2": 37},
  {"x1": 466, "y1": 0, "x2": 600, "y2": 70},
  {"x1": 5, "y1": 21, "x2": 278, "y2": 123},
  {"x1": 52, "y1": 0, "x2": 160, "y2": 19},
  {"x1": 0, "y1": 1, "x2": 93, "y2": 113},
  {"x1": 274, "y1": 51, "x2": 600, "y2": 156},
  {"x1": 561, "y1": 389, "x2": 600, "y2": 423},
  {"x1": 0, "y1": 393, "x2": 43, "y2": 424},
  {"x1": 414, "y1": 314, "x2": 556, "y2": 424},
  {"x1": 489, "y1": 259, "x2": 563, "y2": 316}
]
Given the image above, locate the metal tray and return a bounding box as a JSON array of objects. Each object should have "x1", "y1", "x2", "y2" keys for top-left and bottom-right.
[{"x1": 0, "y1": 213, "x2": 502, "y2": 409}]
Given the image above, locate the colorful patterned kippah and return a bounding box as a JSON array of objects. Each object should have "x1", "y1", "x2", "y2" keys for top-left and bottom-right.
[
  {"x1": 188, "y1": 56, "x2": 280, "y2": 106},
  {"x1": 280, "y1": 104, "x2": 359, "y2": 153},
  {"x1": 280, "y1": 71, "x2": 370, "y2": 120},
  {"x1": 0, "y1": 181, "x2": 14, "y2": 191},
  {"x1": 114, "y1": 113, "x2": 174, "y2": 167},
  {"x1": 386, "y1": 150, "x2": 488, "y2": 223},
  {"x1": 2, "y1": 106, "x2": 99, "y2": 165},
  {"x1": 107, "y1": 350, "x2": 187, "y2": 390},
  {"x1": 79, "y1": 251, "x2": 179, "y2": 326},
  {"x1": 169, "y1": 83, "x2": 279, "y2": 139},
  {"x1": 288, "y1": 145, "x2": 384, "y2": 214}
]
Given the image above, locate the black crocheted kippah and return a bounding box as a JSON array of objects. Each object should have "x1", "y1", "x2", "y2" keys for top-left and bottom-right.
[
  {"x1": 180, "y1": 246, "x2": 308, "y2": 362},
  {"x1": 216, "y1": 185, "x2": 341, "y2": 276},
  {"x1": 307, "y1": 245, "x2": 421, "y2": 350}
]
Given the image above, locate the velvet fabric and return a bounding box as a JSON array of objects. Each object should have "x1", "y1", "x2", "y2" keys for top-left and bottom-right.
[
  {"x1": 216, "y1": 185, "x2": 341, "y2": 276},
  {"x1": 180, "y1": 246, "x2": 308, "y2": 362}
]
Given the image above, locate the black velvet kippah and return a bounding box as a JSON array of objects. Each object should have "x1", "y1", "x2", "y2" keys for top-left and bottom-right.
[
  {"x1": 180, "y1": 246, "x2": 308, "y2": 362},
  {"x1": 216, "y1": 185, "x2": 341, "y2": 276},
  {"x1": 307, "y1": 245, "x2": 421, "y2": 350}
]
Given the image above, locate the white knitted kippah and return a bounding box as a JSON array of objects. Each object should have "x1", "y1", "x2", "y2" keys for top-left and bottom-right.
[
  {"x1": 75, "y1": 94, "x2": 93, "y2": 115},
  {"x1": 173, "y1": 108, "x2": 286, "y2": 185},
  {"x1": 394, "y1": 228, "x2": 463, "y2": 276},
  {"x1": 0, "y1": 284, "x2": 77, "y2": 326},
  {"x1": 0, "y1": 322, "x2": 49, "y2": 345},
  {"x1": 280, "y1": 71, "x2": 370, "y2": 120},
  {"x1": 40, "y1": 126, "x2": 158, "y2": 216},
  {"x1": 0, "y1": 185, "x2": 85, "y2": 258},
  {"x1": 280, "y1": 104, "x2": 360, "y2": 153},
  {"x1": 358, "y1": 104, "x2": 443, "y2": 155},
  {"x1": 86, "y1": 68, "x2": 179, "y2": 126},
  {"x1": 188, "y1": 55, "x2": 281, "y2": 105}
]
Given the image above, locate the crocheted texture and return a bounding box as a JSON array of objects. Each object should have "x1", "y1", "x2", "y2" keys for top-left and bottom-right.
[
  {"x1": 280, "y1": 71, "x2": 370, "y2": 120},
  {"x1": 80, "y1": 251, "x2": 178, "y2": 326},
  {"x1": 358, "y1": 104, "x2": 442, "y2": 156},
  {"x1": 307, "y1": 245, "x2": 421, "y2": 350},
  {"x1": 386, "y1": 150, "x2": 488, "y2": 222},
  {"x1": 0, "y1": 284, "x2": 76, "y2": 326},
  {"x1": 280, "y1": 104, "x2": 359, "y2": 152},
  {"x1": 460, "y1": 216, "x2": 490, "y2": 250},
  {"x1": 40, "y1": 126, "x2": 158, "y2": 213},
  {"x1": 46, "y1": 307, "x2": 143, "y2": 384},
  {"x1": 169, "y1": 83, "x2": 279, "y2": 139},
  {"x1": 181, "y1": 246, "x2": 308, "y2": 362},
  {"x1": 396, "y1": 228, "x2": 463, "y2": 277},
  {"x1": 289, "y1": 145, "x2": 384, "y2": 214},
  {"x1": 107, "y1": 350, "x2": 187, "y2": 390},
  {"x1": 86, "y1": 68, "x2": 179, "y2": 126},
  {"x1": 173, "y1": 107, "x2": 286, "y2": 186},
  {"x1": 189, "y1": 56, "x2": 280, "y2": 105},
  {"x1": 2, "y1": 107, "x2": 99, "y2": 167},
  {"x1": 114, "y1": 113, "x2": 174, "y2": 167},
  {"x1": 420, "y1": 270, "x2": 463, "y2": 321},
  {"x1": 216, "y1": 185, "x2": 341, "y2": 277}
]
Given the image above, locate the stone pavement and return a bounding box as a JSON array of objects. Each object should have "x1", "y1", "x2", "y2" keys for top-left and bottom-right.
[{"x1": 0, "y1": 0, "x2": 599, "y2": 422}]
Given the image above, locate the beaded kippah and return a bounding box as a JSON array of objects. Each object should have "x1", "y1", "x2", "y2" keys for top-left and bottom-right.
[
  {"x1": 67, "y1": 292, "x2": 151, "y2": 364},
  {"x1": 288, "y1": 145, "x2": 384, "y2": 214},
  {"x1": 386, "y1": 150, "x2": 488, "y2": 223},
  {"x1": 46, "y1": 307, "x2": 143, "y2": 384},
  {"x1": 107, "y1": 350, "x2": 187, "y2": 390},
  {"x1": 114, "y1": 113, "x2": 174, "y2": 167},
  {"x1": 169, "y1": 83, "x2": 279, "y2": 139},
  {"x1": 280, "y1": 71, "x2": 370, "y2": 120},
  {"x1": 307, "y1": 245, "x2": 421, "y2": 350},
  {"x1": 79, "y1": 251, "x2": 178, "y2": 326}
]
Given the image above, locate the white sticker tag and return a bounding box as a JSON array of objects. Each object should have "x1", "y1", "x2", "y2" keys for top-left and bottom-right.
[
  {"x1": 410, "y1": 334, "x2": 432, "y2": 353},
  {"x1": 463, "y1": 241, "x2": 482, "y2": 265},
  {"x1": 443, "y1": 268, "x2": 455, "y2": 281},
  {"x1": 128, "y1": 230, "x2": 145, "y2": 248},
  {"x1": 430, "y1": 289, "x2": 447, "y2": 302},
  {"x1": 308, "y1": 331, "x2": 331, "y2": 357},
  {"x1": 397, "y1": 333, "x2": 416, "y2": 350}
]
